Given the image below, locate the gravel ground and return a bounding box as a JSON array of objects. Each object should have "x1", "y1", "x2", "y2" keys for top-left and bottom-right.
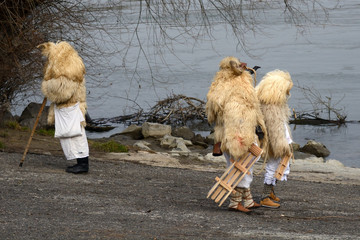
[{"x1": 1, "y1": 151, "x2": 359, "y2": 240}]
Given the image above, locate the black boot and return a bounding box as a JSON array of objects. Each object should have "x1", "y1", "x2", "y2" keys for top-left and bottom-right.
[{"x1": 66, "y1": 157, "x2": 89, "y2": 174}]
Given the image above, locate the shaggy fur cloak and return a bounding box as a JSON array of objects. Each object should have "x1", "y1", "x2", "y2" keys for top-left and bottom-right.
[
  {"x1": 255, "y1": 69, "x2": 293, "y2": 159},
  {"x1": 206, "y1": 57, "x2": 267, "y2": 159},
  {"x1": 38, "y1": 41, "x2": 87, "y2": 126}
]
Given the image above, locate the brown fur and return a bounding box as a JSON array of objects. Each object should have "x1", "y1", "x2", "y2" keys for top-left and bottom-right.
[
  {"x1": 255, "y1": 70, "x2": 293, "y2": 159},
  {"x1": 206, "y1": 57, "x2": 267, "y2": 159},
  {"x1": 38, "y1": 41, "x2": 87, "y2": 126}
]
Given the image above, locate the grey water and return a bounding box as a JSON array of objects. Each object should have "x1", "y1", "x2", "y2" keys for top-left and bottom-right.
[{"x1": 17, "y1": 1, "x2": 360, "y2": 167}]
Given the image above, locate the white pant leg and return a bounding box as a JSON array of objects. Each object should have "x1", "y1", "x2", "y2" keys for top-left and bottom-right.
[
  {"x1": 264, "y1": 157, "x2": 290, "y2": 185},
  {"x1": 224, "y1": 152, "x2": 253, "y2": 189}
]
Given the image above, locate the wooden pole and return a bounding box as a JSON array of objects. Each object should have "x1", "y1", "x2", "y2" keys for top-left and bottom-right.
[{"x1": 19, "y1": 98, "x2": 47, "y2": 167}]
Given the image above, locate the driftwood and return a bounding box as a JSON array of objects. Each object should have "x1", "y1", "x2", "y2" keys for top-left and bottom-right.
[
  {"x1": 146, "y1": 94, "x2": 206, "y2": 125},
  {"x1": 89, "y1": 94, "x2": 207, "y2": 129},
  {"x1": 85, "y1": 125, "x2": 115, "y2": 132},
  {"x1": 87, "y1": 95, "x2": 351, "y2": 132},
  {"x1": 290, "y1": 112, "x2": 347, "y2": 126}
]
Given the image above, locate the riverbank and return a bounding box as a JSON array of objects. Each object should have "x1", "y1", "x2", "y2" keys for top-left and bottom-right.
[{"x1": 1, "y1": 126, "x2": 359, "y2": 185}]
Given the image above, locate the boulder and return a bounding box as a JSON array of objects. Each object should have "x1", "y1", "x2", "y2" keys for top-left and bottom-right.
[
  {"x1": 120, "y1": 125, "x2": 143, "y2": 140},
  {"x1": 291, "y1": 142, "x2": 300, "y2": 151},
  {"x1": 142, "y1": 122, "x2": 171, "y2": 138},
  {"x1": 191, "y1": 134, "x2": 208, "y2": 148},
  {"x1": 205, "y1": 133, "x2": 215, "y2": 145},
  {"x1": 160, "y1": 135, "x2": 191, "y2": 154},
  {"x1": 18, "y1": 102, "x2": 49, "y2": 129},
  {"x1": 160, "y1": 135, "x2": 192, "y2": 148},
  {"x1": 171, "y1": 139, "x2": 191, "y2": 154},
  {"x1": 299, "y1": 140, "x2": 330, "y2": 158},
  {"x1": 172, "y1": 126, "x2": 195, "y2": 140},
  {"x1": 160, "y1": 135, "x2": 179, "y2": 148},
  {"x1": 0, "y1": 110, "x2": 15, "y2": 126}
]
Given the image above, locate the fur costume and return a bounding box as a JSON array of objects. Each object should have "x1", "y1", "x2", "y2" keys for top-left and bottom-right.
[
  {"x1": 39, "y1": 41, "x2": 87, "y2": 127},
  {"x1": 255, "y1": 69, "x2": 293, "y2": 159},
  {"x1": 256, "y1": 69, "x2": 293, "y2": 208},
  {"x1": 206, "y1": 56, "x2": 267, "y2": 159},
  {"x1": 38, "y1": 41, "x2": 89, "y2": 173}
]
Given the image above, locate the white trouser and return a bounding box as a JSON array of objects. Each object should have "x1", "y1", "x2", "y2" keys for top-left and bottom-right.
[
  {"x1": 59, "y1": 126, "x2": 89, "y2": 160},
  {"x1": 224, "y1": 152, "x2": 254, "y2": 189},
  {"x1": 263, "y1": 157, "x2": 290, "y2": 185},
  {"x1": 54, "y1": 103, "x2": 89, "y2": 160},
  {"x1": 264, "y1": 123, "x2": 292, "y2": 185}
]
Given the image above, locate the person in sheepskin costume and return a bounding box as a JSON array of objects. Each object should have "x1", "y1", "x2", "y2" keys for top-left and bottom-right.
[
  {"x1": 38, "y1": 41, "x2": 89, "y2": 174},
  {"x1": 206, "y1": 56, "x2": 268, "y2": 213},
  {"x1": 255, "y1": 69, "x2": 293, "y2": 208}
]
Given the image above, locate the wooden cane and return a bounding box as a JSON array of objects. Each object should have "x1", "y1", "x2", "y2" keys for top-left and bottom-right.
[{"x1": 19, "y1": 97, "x2": 47, "y2": 167}]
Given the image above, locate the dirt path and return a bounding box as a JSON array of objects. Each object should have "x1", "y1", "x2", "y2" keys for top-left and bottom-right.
[{"x1": 1, "y1": 151, "x2": 360, "y2": 240}]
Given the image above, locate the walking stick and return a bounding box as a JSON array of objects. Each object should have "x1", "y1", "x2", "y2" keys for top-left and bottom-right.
[{"x1": 19, "y1": 97, "x2": 47, "y2": 167}]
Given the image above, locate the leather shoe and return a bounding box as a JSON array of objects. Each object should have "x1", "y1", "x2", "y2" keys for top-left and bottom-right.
[
  {"x1": 229, "y1": 203, "x2": 252, "y2": 214},
  {"x1": 66, "y1": 163, "x2": 88, "y2": 174},
  {"x1": 260, "y1": 197, "x2": 280, "y2": 208}
]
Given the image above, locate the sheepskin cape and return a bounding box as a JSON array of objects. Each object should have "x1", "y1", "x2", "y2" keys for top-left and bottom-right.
[
  {"x1": 255, "y1": 70, "x2": 293, "y2": 159},
  {"x1": 39, "y1": 41, "x2": 87, "y2": 126},
  {"x1": 206, "y1": 57, "x2": 267, "y2": 160}
]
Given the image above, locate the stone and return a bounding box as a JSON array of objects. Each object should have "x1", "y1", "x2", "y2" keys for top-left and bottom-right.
[
  {"x1": 299, "y1": 140, "x2": 330, "y2": 158},
  {"x1": 205, "y1": 153, "x2": 226, "y2": 163},
  {"x1": 191, "y1": 134, "x2": 208, "y2": 148},
  {"x1": 173, "y1": 139, "x2": 190, "y2": 153},
  {"x1": 142, "y1": 122, "x2": 171, "y2": 138},
  {"x1": 205, "y1": 133, "x2": 215, "y2": 145},
  {"x1": 18, "y1": 102, "x2": 49, "y2": 129},
  {"x1": 160, "y1": 135, "x2": 179, "y2": 148},
  {"x1": 161, "y1": 135, "x2": 192, "y2": 149},
  {"x1": 291, "y1": 142, "x2": 300, "y2": 151},
  {"x1": 192, "y1": 134, "x2": 205, "y2": 143},
  {"x1": 172, "y1": 126, "x2": 195, "y2": 140},
  {"x1": 133, "y1": 141, "x2": 151, "y2": 151},
  {"x1": 0, "y1": 110, "x2": 14, "y2": 126},
  {"x1": 119, "y1": 125, "x2": 143, "y2": 140}
]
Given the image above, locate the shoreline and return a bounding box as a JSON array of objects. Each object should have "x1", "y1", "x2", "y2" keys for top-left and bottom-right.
[
  {"x1": 0, "y1": 124, "x2": 359, "y2": 185},
  {"x1": 90, "y1": 150, "x2": 360, "y2": 186}
]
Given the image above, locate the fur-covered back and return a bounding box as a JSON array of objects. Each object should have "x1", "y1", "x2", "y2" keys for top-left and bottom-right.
[
  {"x1": 256, "y1": 70, "x2": 293, "y2": 159},
  {"x1": 206, "y1": 56, "x2": 267, "y2": 159},
  {"x1": 38, "y1": 41, "x2": 87, "y2": 126},
  {"x1": 38, "y1": 41, "x2": 85, "y2": 83},
  {"x1": 256, "y1": 69, "x2": 293, "y2": 105}
]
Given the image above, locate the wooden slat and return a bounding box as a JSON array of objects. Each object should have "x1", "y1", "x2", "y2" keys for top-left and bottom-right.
[
  {"x1": 207, "y1": 161, "x2": 236, "y2": 198},
  {"x1": 207, "y1": 143, "x2": 264, "y2": 207},
  {"x1": 274, "y1": 155, "x2": 291, "y2": 180}
]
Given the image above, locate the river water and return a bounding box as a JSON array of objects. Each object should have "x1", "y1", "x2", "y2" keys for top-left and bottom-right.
[{"x1": 18, "y1": 1, "x2": 360, "y2": 167}]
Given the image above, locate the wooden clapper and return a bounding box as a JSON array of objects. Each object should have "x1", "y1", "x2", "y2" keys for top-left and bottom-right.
[
  {"x1": 207, "y1": 143, "x2": 263, "y2": 206},
  {"x1": 274, "y1": 154, "x2": 292, "y2": 180}
]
